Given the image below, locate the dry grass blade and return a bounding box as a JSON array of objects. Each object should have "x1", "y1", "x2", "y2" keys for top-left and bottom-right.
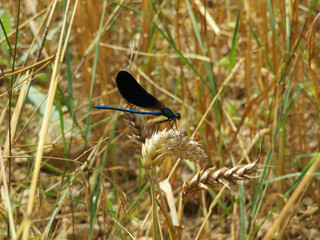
[
  {"x1": 22, "y1": 0, "x2": 76, "y2": 238},
  {"x1": 0, "y1": 56, "x2": 54, "y2": 81},
  {"x1": 160, "y1": 179, "x2": 179, "y2": 227},
  {"x1": 2, "y1": 74, "x2": 28, "y2": 166},
  {"x1": 194, "y1": 0, "x2": 220, "y2": 36},
  {"x1": 0, "y1": 147, "x2": 16, "y2": 238}
]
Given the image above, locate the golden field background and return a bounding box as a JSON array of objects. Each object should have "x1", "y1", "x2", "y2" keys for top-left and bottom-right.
[{"x1": 0, "y1": 0, "x2": 319, "y2": 239}]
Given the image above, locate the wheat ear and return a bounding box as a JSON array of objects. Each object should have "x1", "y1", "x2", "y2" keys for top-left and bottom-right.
[
  {"x1": 141, "y1": 129, "x2": 206, "y2": 170},
  {"x1": 120, "y1": 103, "x2": 152, "y2": 145},
  {"x1": 182, "y1": 161, "x2": 261, "y2": 202}
]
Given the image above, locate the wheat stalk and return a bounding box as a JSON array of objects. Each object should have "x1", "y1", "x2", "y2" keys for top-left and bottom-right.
[{"x1": 138, "y1": 129, "x2": 206, "y2": 239}]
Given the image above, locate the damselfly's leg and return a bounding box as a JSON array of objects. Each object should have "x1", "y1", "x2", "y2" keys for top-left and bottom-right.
[
  {"x1": 170, "y1": 118, "x2": 179, "y2": 131},
  {"x1": 152, "y1": 118, "x2": 171, "y2": 133},
  {"x1": 152, "y1": 117, "x2": 179, "y2": 135},
  {"x1": 168, "y1": 119, "x2": 180, "y2": 139}
]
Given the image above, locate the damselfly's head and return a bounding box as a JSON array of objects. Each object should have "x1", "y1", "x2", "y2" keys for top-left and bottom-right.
[{"x1": 175, "y1": 112, "x2": 181, "y2": 120}]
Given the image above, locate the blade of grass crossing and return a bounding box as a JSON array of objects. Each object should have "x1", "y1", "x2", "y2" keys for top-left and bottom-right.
[
  {"x1": 148, "y1": 0, "x2": 174, "y2": 42},
  {"x1": 273, "y1": 75, "x2": 290, "y2": 149},
  {"x1": 239, "y1": 183, "x2": 246, "y2": 239},
  {"x1": 10, "y1": 0, "x2": 21, "y2": 141},
  {"x1": 185, "y1": 0, "x2": 220, "y2": 123},
  {"x1": 44, "y1": 170, "x2": 86, "y2": 238},
  {"x1": 0, "y1": 18, "x2": 14, "y2": 57},
  {"x1": 45, "y1": 182, "x2": 71, "y2": 239},
  {"x1": 63, "y1": 0, "x2": 75, "y2": 122},
  {"x1": 146, "y1": 25, "x2": 156, "y2": 68},
  {"x1": 280, "y1": 77, "x2": 293, "y2": 127},
  {"x1": 111, "y1": 137, "x2": 119, "y2": 201},
  {"x1": 41, "y1": 161, "x2": 64, "y2": 175},
  {"x1": 57, "y1": 85, "x2": 85, "y2": 139},
  {"x1": 267, "y1": 0, "x2": 283, "y2": 58},
  {"x1": 137, "y1": 158, "x2": 143, "y2": 218},
  {"x1": 228, "y1": 2, "x2": 241, "y2": 75},
  {"x1": 89, "y1": 117, "x2": 117, "y2": 239},
  {"x1": 90, "y1": 115, "x2": 114, "y2": 130},
  {"x1": 65, "y1": 42, "x2": 74, "y2": 120},
  {"x1": 282, "y1": 83, "x2": 305, "y2": 121},
  {"x1": 309, "y1": 0, "x2": 320, "y2": 15},
  {"x1": 246, "y1": 20, "x2": 273, "y2": 72},
  {"x1": 84, "y1": 0, "x2": 107, "y2": 147},
  {"x1": 56, "y1": 91, "x2": 69, "y2": 171},
  {"x1": 7, "y1": 1, "x2": 20, "y2": 238}
]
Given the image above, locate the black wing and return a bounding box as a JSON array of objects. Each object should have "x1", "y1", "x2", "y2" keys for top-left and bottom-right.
[{"x1": 116, "y1": 71, "x2": 165, "y2": 110}]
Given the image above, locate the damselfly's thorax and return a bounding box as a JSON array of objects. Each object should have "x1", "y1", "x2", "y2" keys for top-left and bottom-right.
[{"x1": 161, "y1": 107, "x2": 181, "y2": 120}]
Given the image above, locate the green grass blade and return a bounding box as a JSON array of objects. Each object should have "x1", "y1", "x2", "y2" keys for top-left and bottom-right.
[
  {"x1": 282, "y1": 82, "x2": 305, "y2": 121},
  {"x1": 147, "y1": 25, "x2": 156, "y2": 64},
  {"x1": 45, "y1": 183, "x2": 71, "y2": 239},
  {"x1": 0, "y1": 15, "x2": 14, "y2": 58},
  {"x1": 239, "y1": 183, "x2": 246, "y2": 239},
  {"x1": 8, "y1": 0, "x2": 20, "y2": 185},
  {"x1": 267, "y1": 0, "x2": 283, "y2": 58},
  {"x1": 147, "y1": 1, "x2": 173, "y2": 42},
  {"x1": 280, "y1": 77, "x2": 293, "y2": 126},
  {"x1": 89, "y1": 117, "x2": 117, "y2": 239},
  {"x1": 246, "y1": 20, "x2": 274, "y2": 72},
  {"x1": 63, "y1": 0, "x2": 75, "y2": 122},
  {"x1": 57, "y1": 85, "x2": 86, "y2": 139},
  {"x1": 228, "y1": 2, "x2": 241, "y2": 74},
  {"x1": 84, "y1": 0, "x2": 107, "y2": 147},
  {"x1": 12, "y1": 0, "x2": 20, "y2": 69},
  {"x1": 65, "y1": 44, "x2": 74, "y2": 120},
  {"x1": 56, "y1": 90, "x2": 69, "y2": 165},
  {"x1": 185, "y1": 0, "x2": 220, "y2": 123}
]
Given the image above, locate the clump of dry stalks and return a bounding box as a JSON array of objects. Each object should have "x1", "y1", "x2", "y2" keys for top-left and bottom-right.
[{"x1": 122, "y1": 111, "x2": 261, "y2": 238}]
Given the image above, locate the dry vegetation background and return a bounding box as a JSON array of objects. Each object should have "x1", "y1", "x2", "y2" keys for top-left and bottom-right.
[{"x1": 0, "y1": 0, "x2": 320, "y2": 239}]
